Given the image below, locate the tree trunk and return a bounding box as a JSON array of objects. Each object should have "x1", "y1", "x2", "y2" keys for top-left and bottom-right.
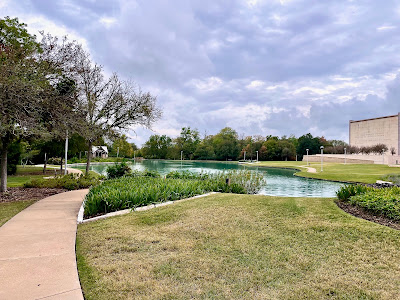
[
  {"x1": 0, "y1": 141, "x2": 9, "y2": 193},
  {"x1": 86, "y1": 141, "x2": 92, "y2": 175},
  {"x1": 60, "y1": 157, "x2": 63, "y2": 172},
  {"x1": 43, "y1": 153, "x2": 47, "y2": 174}
]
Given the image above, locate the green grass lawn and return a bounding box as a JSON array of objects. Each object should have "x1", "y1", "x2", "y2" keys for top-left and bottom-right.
[
  {"x1": 77, "y1": 193, "x2": 400, "y2": 299},
  {"x1": 256, "y1": 161, "x2": 400, "y2": 183},
  {"x1": 0, "y1": 200, "x2": 35, "y2": 227},
  {"x1": 7, "y1": 166, "x2": 54, "y2": 187}
]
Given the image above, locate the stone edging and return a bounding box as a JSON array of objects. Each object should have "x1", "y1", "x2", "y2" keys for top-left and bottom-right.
[{"x1": 77, "y1": 192, "x2": 219, "y2": 224}]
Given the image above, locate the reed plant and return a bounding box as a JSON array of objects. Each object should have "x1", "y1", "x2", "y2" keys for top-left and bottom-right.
[{"x1": 84, "y1": 170, "x2": 265, "y2": 217}]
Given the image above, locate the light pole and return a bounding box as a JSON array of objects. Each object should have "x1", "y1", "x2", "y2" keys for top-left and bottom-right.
[
  {"x1": 320, "y1": 146, "x2": 324, "y2": 172},
  {"x1": 117, "y1": 147, "x2": 119, "y2": 158},
  {"x1": 256, "y1": 151, "x2": 259, "y2": 162},
  {"x1": 306, "y1": 149, "x2": 309, "y2": 166},
  {"x1": 382, "y1": 149, "x2": 385, "y2": 165},
  {"x1": 133, "y1": 150, "x2": 136, "y2": 161},
  {"x1": 344, "y1": 147, "x2": 347, "y2": 165},
  {"x1": 244, "y1": 151, "x2": 246, "y2": 161},
  {"x1": 64, "y1": 130, "x2": 68, "y2": 175},
  {"x1": 181, "y1": 151, "x2": 183, "y2": 161}
]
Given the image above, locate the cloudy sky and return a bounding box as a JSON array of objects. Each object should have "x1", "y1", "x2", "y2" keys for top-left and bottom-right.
[{"x1": 3, "y1": 0, "x2": 400, "y2": 145}]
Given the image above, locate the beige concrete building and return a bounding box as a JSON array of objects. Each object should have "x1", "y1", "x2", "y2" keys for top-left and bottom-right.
[{"x1": 349, "y1": 113, "x2": 400, "y2": 154}]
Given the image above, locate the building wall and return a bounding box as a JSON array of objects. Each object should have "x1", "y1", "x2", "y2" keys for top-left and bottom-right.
[{"x1": 349, "y1": 114, "x2": 399, "y2": 154}]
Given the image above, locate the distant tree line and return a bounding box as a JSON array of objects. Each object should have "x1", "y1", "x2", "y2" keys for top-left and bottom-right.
[{"x1": 137, "y1": 127, "x2": 353, "y2": 161}]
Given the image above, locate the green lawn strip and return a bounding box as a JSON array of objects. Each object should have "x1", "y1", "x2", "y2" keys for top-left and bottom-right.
[
  {"x1": 7, "y1": 165, "x2": 57, "y2": 187},
  {"x1": 0, "y1": 200, "x2": 35, "y2": 227},
  {"x1": 257, "y1": 161, "x2": 400, "y2": 183},
  {"x1": 77, "y1": 193, "x2": 400, "y2": 299}
]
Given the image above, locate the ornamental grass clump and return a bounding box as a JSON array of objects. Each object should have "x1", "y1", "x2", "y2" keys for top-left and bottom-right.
[{"x1": 84, "y1": 170, "x2": 265, "y2": 218}]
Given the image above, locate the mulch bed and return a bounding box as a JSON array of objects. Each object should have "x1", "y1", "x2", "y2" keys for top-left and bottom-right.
[
  {"x1": 0, "y1": 187, "x2": 67, "y2": 203},
  {"x1": 336, "y1": 200, "x2": 400, "y2": 230}
]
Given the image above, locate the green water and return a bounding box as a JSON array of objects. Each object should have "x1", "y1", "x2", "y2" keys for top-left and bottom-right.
[{"x1": 70, "y1": 160, "x2": 344, "y2": 198}]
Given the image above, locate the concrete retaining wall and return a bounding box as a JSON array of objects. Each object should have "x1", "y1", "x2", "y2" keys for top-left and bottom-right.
[{"x1": 303, "y1": 154, "x2": 400, "y2": 165}]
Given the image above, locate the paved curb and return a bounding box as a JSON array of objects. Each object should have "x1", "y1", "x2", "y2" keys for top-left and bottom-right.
[{"x1": 78, "y1": 192, "x2": 219, "y2": 224}]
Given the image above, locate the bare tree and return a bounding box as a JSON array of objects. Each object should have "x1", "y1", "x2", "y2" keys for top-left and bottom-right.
[{"x1": 72, "y1": 49, "x2": 161, "y2": 174}]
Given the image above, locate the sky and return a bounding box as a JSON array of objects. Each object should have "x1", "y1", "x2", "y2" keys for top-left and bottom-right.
[{"x1": 2, "y1": 0, "x2": 400, "y2": 146}]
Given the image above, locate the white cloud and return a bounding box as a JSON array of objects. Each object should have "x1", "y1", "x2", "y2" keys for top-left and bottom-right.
[
  {"x1": 99, "y1": 17, "x2": 117, "y2": 28},
  {"x1": 377, "y1": 25, "x2": 396, "y2": 31}
]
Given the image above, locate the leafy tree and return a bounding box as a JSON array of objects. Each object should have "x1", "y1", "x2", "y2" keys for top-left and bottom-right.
[
  {"x1": 194, "y1": 136, "x2": 215, "y2": 160},
  {"x1": 0, "y1": 17, "x2": 76, "y2": 191},
  {"x1": 262, "y1": 139, "x2": 280, "y2": 160},
  {"x1": 175, "y1": 127, "x2": 200, "y2": 159},
  {"x1": 296, "y1": 133, "x2": 322, "y2": 160},
  {"x1": 111, "y1": 134, "x2": 134, "y2": 158},
  {"x1": 212, "y1": 127, "x2": 240, "y2": 160},
  {"x1": 142, "y1": 135, "x2": 172, "y2": 159}
]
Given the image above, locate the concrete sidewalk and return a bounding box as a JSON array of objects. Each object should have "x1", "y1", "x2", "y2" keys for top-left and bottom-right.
[{"x1": 0, "y1": 189, "x2": 88, "y2": 300}]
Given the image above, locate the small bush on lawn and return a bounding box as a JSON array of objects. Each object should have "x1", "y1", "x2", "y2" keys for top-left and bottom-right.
[
  {"x1": 84, "y1": 170, "x2": 265, "y2": 218},
  {"x1": 106, "y1": 161, "x2": 131, "y2": 178},
  {"x1": 24, "y1": 173, "x2": 101, "y2": 190}
]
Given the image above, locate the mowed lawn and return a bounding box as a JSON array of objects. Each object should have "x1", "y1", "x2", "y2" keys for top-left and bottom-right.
[
  {"x1": 77, "y1": 193, "x2": 400, "y2": 299},
  {"x1": 256, "y1": 161, "x2": 400, "y2": 183},
  {"x1": 0, "y1": 201, "x2": 35, "y2": 227},
  {"x1": 7, "y1": 166, "x2": 56, "y2": 187}
]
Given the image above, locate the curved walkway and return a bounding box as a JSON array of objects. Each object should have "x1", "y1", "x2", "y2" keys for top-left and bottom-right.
[{"x1": 0, "y1": 189, "x2": 88, "y2": 299}]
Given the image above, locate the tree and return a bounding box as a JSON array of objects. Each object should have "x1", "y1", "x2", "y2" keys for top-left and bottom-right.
[
  {"x1": 0, "y1": 17, "x2": 77, "y2": 191},
  {"x1": 142, "y1": 135, "x2": 172, "y2": 159},
  {"x1": 111, "y1": 134, "x2": 134, "y2": 158},
  {"x1": 175, "y1": 127, "x2": 200, "y2": 159},
  {"x1": 194, "y1": 136, "x2": 215, "y2": 160},
  {"x1": 212, "y1": 127, "x2": 240, "y2": 160},
  {"x1": 71, "y1": 47, "x2": 161, "y2": 174},
  {"x1": 296, "y1": 133, "x2": 322, "y2": 160}
]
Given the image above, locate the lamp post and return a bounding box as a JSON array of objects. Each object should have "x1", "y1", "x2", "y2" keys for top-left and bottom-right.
[
  {"x1": 382, "y1": 149, "x2": 385, "y2": 165},
  {"x1": 64, "y1": 130, "x2": 68, "y2": 175},
  {"x1": 320, "y1": 146, "x2": 324, "y2": 172},
  {"x1": 133, "y1": 150, "x2": 136, "y2": 161},
  {"x1": 256, "y1": 151, "x2": 259, "y2": 162},
  {"x1": 117, "y1": 147, "x2": 119, "y2": 158},
  {"x1": 181, "y1": 151, "x2": 183, "y2": 161},
  {"x1": 344, "y1": 147, "x2": 347, "y2": 165},
  {"x1": 306, "y1": 149, "x2": 309, "y2": 166},
  {"x1": 244, "y1": 151, "x2": 246, "y2": 161}
]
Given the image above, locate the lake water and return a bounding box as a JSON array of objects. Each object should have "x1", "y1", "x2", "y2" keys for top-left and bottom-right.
[{"x1": 70, "y1": 160, "x2": 344, "y2": 198}]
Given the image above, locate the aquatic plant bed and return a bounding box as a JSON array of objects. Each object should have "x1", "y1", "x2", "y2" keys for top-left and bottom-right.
[
  {"x1": 77, "y1": 194, "x2": 400, "y2": 299},
  {"x1": 84, "y1": 170, "x2": 264, "y2": 218}
]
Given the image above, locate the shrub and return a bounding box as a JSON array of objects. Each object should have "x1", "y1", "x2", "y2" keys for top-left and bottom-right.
[
  {"x1": 24, "y1": 173, "x2": 101, "y2": 190},
  {"x1": 349, "y1": 187, "x2": 400, "y2": 220},
  {"x1": 337, "y1": 184, "x2": 400, "y2": 221},
  {"x1": 106, "y1": 161, "x2": 131, "y2": 179},
  {"x1": 336, "y1": 184, "x2": 372, "y2": 202}
]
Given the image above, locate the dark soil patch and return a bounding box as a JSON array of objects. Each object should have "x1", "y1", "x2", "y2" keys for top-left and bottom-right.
[
  {"x1": 336, "y1": 200, "x2": 400, "y2": 230},
  {"x1": 0, "y1": 187, "x2": 67, "y2": 203}
]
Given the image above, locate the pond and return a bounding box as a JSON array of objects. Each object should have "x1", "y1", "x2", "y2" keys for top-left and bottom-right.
[{"x1": 70, "y1": 160, "x2": 344, "y2": 198}]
